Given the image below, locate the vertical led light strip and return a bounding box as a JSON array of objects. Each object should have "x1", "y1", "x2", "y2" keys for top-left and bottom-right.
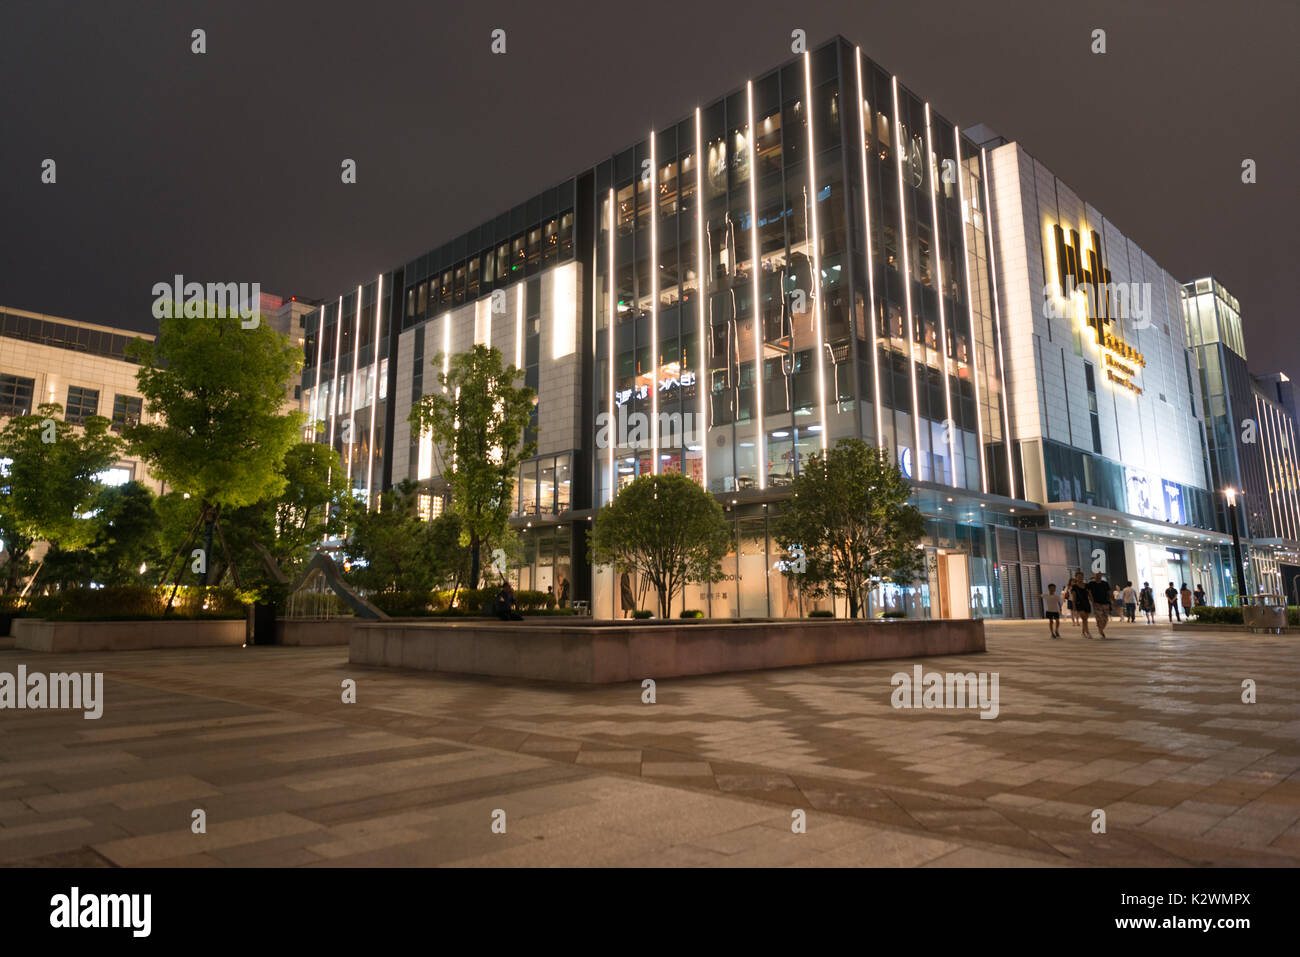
[
  {"x1": 980, "y1": 146, "x2": 1016, "y2": 500},
  {"x1": 347, "y1": 284, "x2": 363, "y2": 488},
  {"x1": 1274, "y1": 405, "x2": 1294, "y2": 541},
  {"x1": 924, "y1": 103, "x2": 956, "y2": 484},
  {"x1": 695, "y1": 107, "x2": 708, "y2": 484},
  {"x1": 1277, "y1": 405, "x2": 1298, "y2": 541},
  {"x1": 649, "y1": 130, "x2": 660, "y2": 473},
  {"x1": 891, "y1": 76, "x2": 922, "y2": 469},
  {"x1": 954, "y1": 126, "x2": 988, "y2": 493},
  {"x1": 365, "y1": 273, "x2": 383, "y2": 506},
  {"x1": 1285, "y1": 413, "x2": 1300, "y2": 541},
  {"x1": 1266, "y1": 401, "x2": 1294, "y2": 540},
  {"x1": 747, "y1": 81, "x2": 766, "y2": 487},
  {"x1": 442, "y1": 309, "x2": 451, "y2": 385},
  {"x1": 855, "y1": 49, "x2": 884, "y2": 446},
  {"x1": 805, "y1": 52, "x2": 829, "y2": 452},
  {"x1": 514, "y1": 281, "x2": 524, "y2": 371},
  {"x1": 327, "y1": 295, "x2": 344, "y2": 451},
  {"x1": 311, "y1": 305, "x2": 324, "y2": 442},
  {"x1": 1255, "y1": 397, "x2": 1277, "y2": 537},
  {"x1": 607, "y1": 187, "x2": 617, "y2": 501}
]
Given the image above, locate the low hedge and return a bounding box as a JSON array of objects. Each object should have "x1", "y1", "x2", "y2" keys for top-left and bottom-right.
[
  {"x1": 679, "y1": 609, "x2": 704, "y2": 618},
  {"x1": 808, "y1": 609, "x2": 834, "y2": 618},
  {"x1": 25, "y1": 585, "x2": 247, "y2": 621},
  {"x1": 1189, "y1": 605, "x2": 1300, "y2": 626},
  {"x1": 371, "y1": 587, "x2": 564, "y2": 617}
]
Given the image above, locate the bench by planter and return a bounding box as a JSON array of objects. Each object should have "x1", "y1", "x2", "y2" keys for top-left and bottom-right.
[
  {"x1": 350, "y1": 617, "x2": 985, "y2": 684},
  {"x1": 12, "y1": 618, "x2": 247, "y2": 653},
  {"x1": 276, "y1": 618, "x2": 355, "y2": 646}
]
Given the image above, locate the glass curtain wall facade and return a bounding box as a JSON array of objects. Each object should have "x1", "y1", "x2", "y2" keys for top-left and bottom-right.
[
  {"x1": 302, "y1": 275, "x2": 393, "y2": 507},
  {"x1": 592, "y1": 41, "x2": 1011, "y2": 507},
  {"x1": 588, "y1": 39, "x2": 1015, "y2": 618}
]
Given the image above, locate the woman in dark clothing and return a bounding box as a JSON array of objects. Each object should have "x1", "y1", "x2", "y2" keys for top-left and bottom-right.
[{"x1": 1070, "y1": 572, "x2": 1093, "y2": 638}]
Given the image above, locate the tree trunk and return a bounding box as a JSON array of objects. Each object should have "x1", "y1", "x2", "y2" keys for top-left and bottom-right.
[
  {"x1": 199, "y1": 507, "x2": 216, "y2": 587},
  {"x1": 848, "y1": 591, "x2": 860, "y2": 619},
  {"x1": 469, "y1": 531, "x2": 481, "y2": 588}
]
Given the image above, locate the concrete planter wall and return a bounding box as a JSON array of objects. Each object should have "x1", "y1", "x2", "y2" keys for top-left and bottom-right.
[
  {"x1": 12, "y1": 618, "x2": 247, "y2": 653},
  {"x1": 350, "y1": 617, "x2": 985, "y2": 684},
  {"x1": 276, "y1": 618, "x2": 355, "y2": 646}
]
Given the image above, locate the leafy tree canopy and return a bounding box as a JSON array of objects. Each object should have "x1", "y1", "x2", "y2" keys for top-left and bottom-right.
[
  {"x1": 589, "y1": 472, "x2": 731, "y2": 617},
  {"x1": 126, "y1": 309, "x2": 304, "y2": 509},
  {"x1": 0, "y1": 402, "x2": 121, "y2": 554},
  {"x1": 773, "y1": 438, "x2": 925, "y2": 618},
  {"x1": 408, "y1": 345, "x2": 534, "y2": 586}
]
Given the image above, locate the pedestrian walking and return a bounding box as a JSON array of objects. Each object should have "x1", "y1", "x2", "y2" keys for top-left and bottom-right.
[
  {"x1": 1070, "y1": 572, "x2": 1093, "y2": 638},
  {"x1": 1040, "y1": 584, "x2": 1063, "y2": 638},
  {"x1": 1121, "y1": 580, "x2": 1137, "y2": 622},
  {"x1": 1180, "y1": 582, "x2": 1193, "y2": 619},
  {"x1": 1139, "y1": 582, "x2": 1156, "y2": 623},
  {"x1": 1065, "y1": 582, "x2": 1077, "y2": 623},
  {"x1": 1165, "y1": 582, "x2": 1181, "y2": 622},
  {"x1": 1088, "y1": 571, "x2": 1114, "y2": 639}
]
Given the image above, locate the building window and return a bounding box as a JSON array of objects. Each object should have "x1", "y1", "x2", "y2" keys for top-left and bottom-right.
[
  {"x1": 0, "y1": 374, "x2": 35, "y2": 417},
  {"x1": 65, "y1": 385, "x2": 100, "y2": 425},
  {"x1": 111, "y1": 394, "x2": 143, "y2": 431},
  {"x1": 1083, "y1": 363, "x2": 1102, "y2": 454}
]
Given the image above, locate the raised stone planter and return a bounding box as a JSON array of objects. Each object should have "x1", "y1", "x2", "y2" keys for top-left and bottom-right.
[
  {"x1": 276, "y1": 618, "x2": 355, "y2": 646},
  {"x1": 12, "y1": 618, "x2": 247, "y2": 653},
  {"x1": 350, "y1": 617, "x2": 985, "y2": 684}
]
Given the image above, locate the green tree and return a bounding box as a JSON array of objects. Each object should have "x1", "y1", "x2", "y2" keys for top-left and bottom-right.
[
  {"x1": 773, "y1": 438, "x2": 925, "y2": 618},
  {"x1": 0, "y1": 403, "x2": 121, "y2": 590},
  {"x1": 150, "y1": 443, "x2": 350, "y2": 600},
  {"x1": 589, "y1": 472, "x2": 731, "y2": 617},
  {"x1": 408, "y1": 345, "x2": 534, "y2": 587},
  {"x1": 126, "y1": 308, "x2": 304, "y2": 585},
  {"x1": 88, "y1": 481, "x2": 162, "y2": 585},
  {"x1": 341, "y1": 480, "x2": 466, "y2": 596}
]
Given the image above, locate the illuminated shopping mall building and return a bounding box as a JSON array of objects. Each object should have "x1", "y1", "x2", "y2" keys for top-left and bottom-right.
[{"x1": 300, "y1": 35, "x2": 1295, "y2": 617}]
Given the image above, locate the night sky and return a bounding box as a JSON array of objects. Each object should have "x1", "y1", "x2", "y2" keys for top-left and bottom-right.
[{"x1": 2, "y1": 0, "x2": 1296, "y2": 374}]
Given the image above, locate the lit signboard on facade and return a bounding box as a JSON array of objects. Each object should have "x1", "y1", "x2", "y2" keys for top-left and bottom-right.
[{"x1": 1050, "y1": 223, "x2": 1147, "y2": 395}]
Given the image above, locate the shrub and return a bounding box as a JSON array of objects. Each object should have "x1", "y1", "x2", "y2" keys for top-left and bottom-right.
[
  {"x1": 881, "y1": 610, "x2": 906, "y2": 619},
  {"x1": 515, "y1": 589, "x2": 556, "y2": 611},
  {"x1": 27, "y1": 585, "x2": 246, "y2": 621},
  {"x1": 808, "y1": 609, "x2": 834, "y2": 618},
  {"x1": 369, "y1": 591, "x2": 434, "y2": 616},
  {"x1": 1190, "y1": 605, "x2": 1242, "y2": 625},
  {"x1": 631, "y1": 609, "x2": 654, "y2": 619},
  {"x1": 679, "y1": 609, "x2": 704, "y2": 618}
]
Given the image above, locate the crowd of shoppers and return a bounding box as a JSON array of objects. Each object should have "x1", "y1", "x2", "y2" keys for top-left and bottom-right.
[{"x1": 1041, "y1": 573, "x2": 1206, "y2": 639}]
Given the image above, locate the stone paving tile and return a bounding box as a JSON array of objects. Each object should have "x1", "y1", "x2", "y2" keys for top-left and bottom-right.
[{"x1": 2, "y1": 618, "x2": 1299, "y2": 866}]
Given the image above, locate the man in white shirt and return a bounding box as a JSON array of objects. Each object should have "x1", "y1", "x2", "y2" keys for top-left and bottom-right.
[{"x1": 1120, "y1": 581, "x2": 1137, "y2": 622}]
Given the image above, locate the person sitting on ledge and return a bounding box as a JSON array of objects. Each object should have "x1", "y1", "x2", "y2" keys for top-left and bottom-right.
[{"x1": 495, "y1": 579, "x2": 524, "y2": 621}]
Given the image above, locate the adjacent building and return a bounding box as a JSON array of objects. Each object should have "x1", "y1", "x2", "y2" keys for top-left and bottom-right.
[
  {"x1": 1182, "y1": 277, "x2": 1300, "y2": 599},
  {"x1": 0, "y1": 305, "x2": 159, "y2": 492}
]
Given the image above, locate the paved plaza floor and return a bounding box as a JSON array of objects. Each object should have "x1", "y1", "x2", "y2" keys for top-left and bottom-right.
[{"x1": 1, "y1": 617, "x2": 1297, "y2": 867}]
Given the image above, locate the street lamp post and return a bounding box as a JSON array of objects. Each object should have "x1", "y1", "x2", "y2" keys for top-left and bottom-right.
[{"x1": 1224, "y1": 487, "x2": 1248, "y2": 606}]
